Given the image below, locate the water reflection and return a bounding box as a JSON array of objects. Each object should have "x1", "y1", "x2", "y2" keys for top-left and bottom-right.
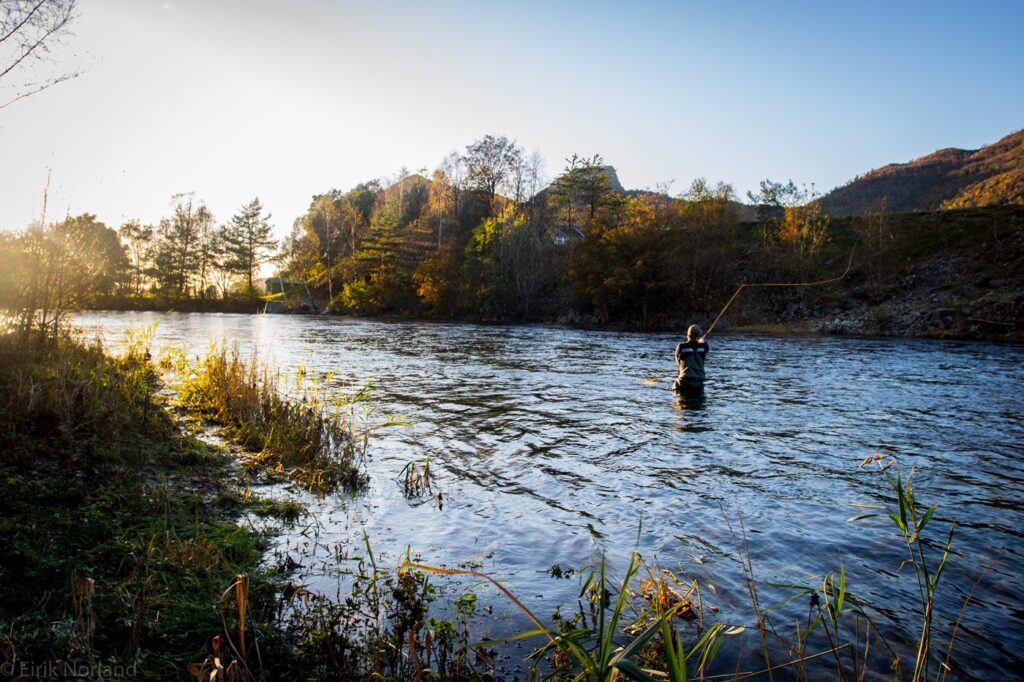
[
  {"x1": 74, "y1": 312, "x2": 1024, "y2": 679},
  {"x1": 673, "y1": 386, "x2": 707, "y2": 411}
]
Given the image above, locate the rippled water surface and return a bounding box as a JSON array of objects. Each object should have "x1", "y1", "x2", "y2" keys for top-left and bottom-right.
[{"x1": 77, "y1": 312, "x2": 1024, "y2": 679}]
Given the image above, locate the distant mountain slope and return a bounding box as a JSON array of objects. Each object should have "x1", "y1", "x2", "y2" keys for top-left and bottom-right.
[{"x1": 821, "y1": 128, "x2": 1024, "y2": 216}]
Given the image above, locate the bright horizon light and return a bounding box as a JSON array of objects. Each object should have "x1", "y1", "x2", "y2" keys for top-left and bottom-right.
[{"x1": 2, "y1": 0, "x2": 1022, "y2": 239}]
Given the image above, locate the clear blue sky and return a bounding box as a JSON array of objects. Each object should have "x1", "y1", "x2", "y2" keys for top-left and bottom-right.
[{"x1": 2, "y1": 0, "x2": 1022, "y2": 236}]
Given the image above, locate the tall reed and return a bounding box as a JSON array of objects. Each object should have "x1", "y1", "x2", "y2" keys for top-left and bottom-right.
[
  {"x1": 395, "y1": 456, "x2": 962, "y2": 682},
  {"x1": 175, "y1": 344, "x2": 369, "y2": 492},
  {"x1": 849, "y1": 455, "x2": 955, "y2": 681}
]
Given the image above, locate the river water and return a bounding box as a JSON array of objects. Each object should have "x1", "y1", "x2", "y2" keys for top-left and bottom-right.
[{"x1": 76, "y1": 311, "x2": 1024, "y2": 679}]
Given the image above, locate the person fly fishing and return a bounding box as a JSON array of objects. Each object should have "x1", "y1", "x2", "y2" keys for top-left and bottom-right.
[
  {"x1": 673, "y1": 324, "x2": 708, "y2": 394},
  {"x1": 666, "y1": 244, "x2": 857, "y2": 397}
]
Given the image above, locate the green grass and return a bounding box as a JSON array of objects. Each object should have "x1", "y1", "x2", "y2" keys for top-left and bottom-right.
[
  {"x1": 0, "y1": 328, "x2": 440, "y2": 680},
  {"x1": 0, "y1": 330, "x2": 277, "y2": 679},
  {"x1": 249, "y1": 496, "x2": 307, "y2": 523}
]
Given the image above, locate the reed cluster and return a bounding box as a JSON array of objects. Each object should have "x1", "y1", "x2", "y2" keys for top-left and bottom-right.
[
  {"x1": 174, "y1": 344, "x2": 369, "y2": 493},
  {"x1": 399, "y1": 456, "x2": 962, "y2": 682}
]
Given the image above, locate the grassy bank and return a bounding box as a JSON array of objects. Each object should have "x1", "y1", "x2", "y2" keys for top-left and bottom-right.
[
  {"x1": 0, "y1": 329, "x2": 436, "y2": 680},
  {"x1": 0, "y1": 330, "x2": 277, "y2": 677}
]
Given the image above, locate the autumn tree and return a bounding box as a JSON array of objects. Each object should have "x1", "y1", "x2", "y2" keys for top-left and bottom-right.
[
  {"x1": 412, "y1": 246, "x2": 462, "y2": 316},
  {"x1": 439, "y1": 151, "x2": 467, "y2": 224},
  {"x1": 678, "y1": 178, "x2": 740, "y2": 300},
  {"x1": 0, "y1": 231, "x2": 20, "y2": 312},
  {"x1": 550, "y1": 154, "x2": 617, "y2": 236},
  {"x1": 118, "y1": 219, "x2": 153, "y2": 296},
  {"x1": 505, "y1": 210, "x2": 549, "y2": 319},
  {"x1": 301, "y1": 193, "x2": 362, "y2": 301},
  {"x1": 342, "y1": 181, "x2": 380, "y2": 226},
  {"x1": 463, "y1": 134, "x2": 524, "y2": 213},
  {"x1": 748, "y1": 180, "x2": 830, "y2": 270},
  {"x1": 194, "y1": 205, "x2": 219, "y2": 299},
  {"x1": 463, "y1": 211, "x2": 514, "y2": 318},
  {"x1": 54, "y1": 213, "x2": 128, "y2": 298},
  {"x1": 2, "y1": 213, "x2": 126, "y2": 340},
  {"x1": 151, "y1": 193, "x2": 210, "y2": 298},
  {"x1": 567, "y1": 190, "x2": 686, "y2": 323},
  {"x1": 279, "y1": 217, "x2": 321, "y2": 308},
  {"x1": 426, "y1": 169, "x2": 458, "y2": 247},
  {"x1": 339, "y1": 178, "x2": 428, "y2": 314}
]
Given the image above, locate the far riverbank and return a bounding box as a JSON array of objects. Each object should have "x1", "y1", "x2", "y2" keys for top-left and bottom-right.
[{"x1": 83, "y1": 205, "x2": 1024, "y2": 343}]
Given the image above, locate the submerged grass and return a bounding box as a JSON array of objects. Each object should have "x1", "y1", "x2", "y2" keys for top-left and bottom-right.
[{"x1": 172, "y1": 344, "x2": 370, "y2": 493}]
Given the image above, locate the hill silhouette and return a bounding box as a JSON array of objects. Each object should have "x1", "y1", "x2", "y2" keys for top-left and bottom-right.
[{"x1": 821, "y1": 128, "x2": 1024, "y2": 215}]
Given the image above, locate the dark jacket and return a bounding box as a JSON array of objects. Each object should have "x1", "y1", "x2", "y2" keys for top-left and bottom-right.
[{"x1": 675, "y1": 339, "x2": 709, "y2": 384}]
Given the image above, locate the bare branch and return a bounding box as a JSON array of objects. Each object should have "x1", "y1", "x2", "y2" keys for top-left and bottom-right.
[
  {"x1": 0, "y1": 62, "x2": 78, "y2": 110},
  {"x1": 0, "y1": 0, "x2": 49, "y2": 46},
  {"x1": 0, "y1": 0, "x2": 78, "y2": 108},
  {"x1": 0, "y1": 0, "x2": 75, "y2": 80}
]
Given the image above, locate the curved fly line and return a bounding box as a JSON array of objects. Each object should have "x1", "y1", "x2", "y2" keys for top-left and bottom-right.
[{"x1": 703, "y1": 242, "x2": 859, "y2": 338}]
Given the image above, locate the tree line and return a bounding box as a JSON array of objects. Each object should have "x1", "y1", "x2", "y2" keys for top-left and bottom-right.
[
  {"x1": 0, "y1": 194, "x2": 277, "y2": 339},
  {"x1": 1, "y1": 134, "x2": 839, "y2": 335},
  {"x1": 280, "y1": 135, "x2": 835, "y2": 324}
]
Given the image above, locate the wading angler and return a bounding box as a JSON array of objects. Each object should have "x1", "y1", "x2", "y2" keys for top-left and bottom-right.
[{"x1": 673, "y1": 324, "x2": 709, "y2": 395}]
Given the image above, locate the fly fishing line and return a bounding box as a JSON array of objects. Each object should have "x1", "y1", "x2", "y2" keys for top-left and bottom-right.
[
  {"x1": 703, "y1": 242, "x2": 859, "y2": 337},
  {"x1": 647, "y1": 243, "x2": 860, "y2": 386}
]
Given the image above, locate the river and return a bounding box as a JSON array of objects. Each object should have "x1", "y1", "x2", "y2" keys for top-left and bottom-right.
[{"x1": 76, "y1": 311, "x2": 1024, "y2": 680}]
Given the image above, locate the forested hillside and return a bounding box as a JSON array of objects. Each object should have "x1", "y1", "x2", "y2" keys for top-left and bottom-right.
[
  {"x1": 821, "y1": 129, "x2": 1024, "y2": 215},
  {"x1": 279, "y1": 140, "x2": 748, "y2": 324}
]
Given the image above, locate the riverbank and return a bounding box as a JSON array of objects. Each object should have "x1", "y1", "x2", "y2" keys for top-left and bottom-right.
[
  {"x1": 0, "y1": 332, "x2": 274, "y2": 677},
  {"x1": 562, "y1": 205, "x2": 1024, "y2": 341},
  {"x1": 90, "y1": 295, "x2": 267, "y2": 315},
  {"x1": 735, "y1": 206, "x2": 1024, "y2": 342},
  {"x1": 0, "y1": 331, "x2": 443, "y2": 679}
]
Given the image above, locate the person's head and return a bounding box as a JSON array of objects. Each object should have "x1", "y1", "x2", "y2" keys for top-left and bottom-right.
[{"x1": 687, "y1": 324, "x2": 703, "y2": 341}]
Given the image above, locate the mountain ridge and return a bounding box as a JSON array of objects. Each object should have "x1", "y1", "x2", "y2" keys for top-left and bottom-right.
[{"x1": 820, "y1": 128, "x2": 1024, "y2": 215}]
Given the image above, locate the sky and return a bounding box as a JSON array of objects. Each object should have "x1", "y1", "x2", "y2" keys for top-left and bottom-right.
[{"x1": 2, "y1": 0, "x2": 1022, "y2": 239}]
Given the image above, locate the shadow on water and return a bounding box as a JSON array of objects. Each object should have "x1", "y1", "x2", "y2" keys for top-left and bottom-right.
[{"x1": 75, "y1": 312, "x2": 1024, "y2": 679}]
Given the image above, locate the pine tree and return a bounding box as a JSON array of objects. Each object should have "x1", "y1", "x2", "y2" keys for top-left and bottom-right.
[{"x1": 222, "y1": 197, "x2": 276, "y2": 293}]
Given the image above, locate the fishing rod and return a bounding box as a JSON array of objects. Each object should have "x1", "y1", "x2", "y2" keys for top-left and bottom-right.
[
  {"x1": 645, "y1": 243, "x2": 860, "y2": 386},
  {"x1": 702, "y1": 241, "x2": 859, "y2": 338}
]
